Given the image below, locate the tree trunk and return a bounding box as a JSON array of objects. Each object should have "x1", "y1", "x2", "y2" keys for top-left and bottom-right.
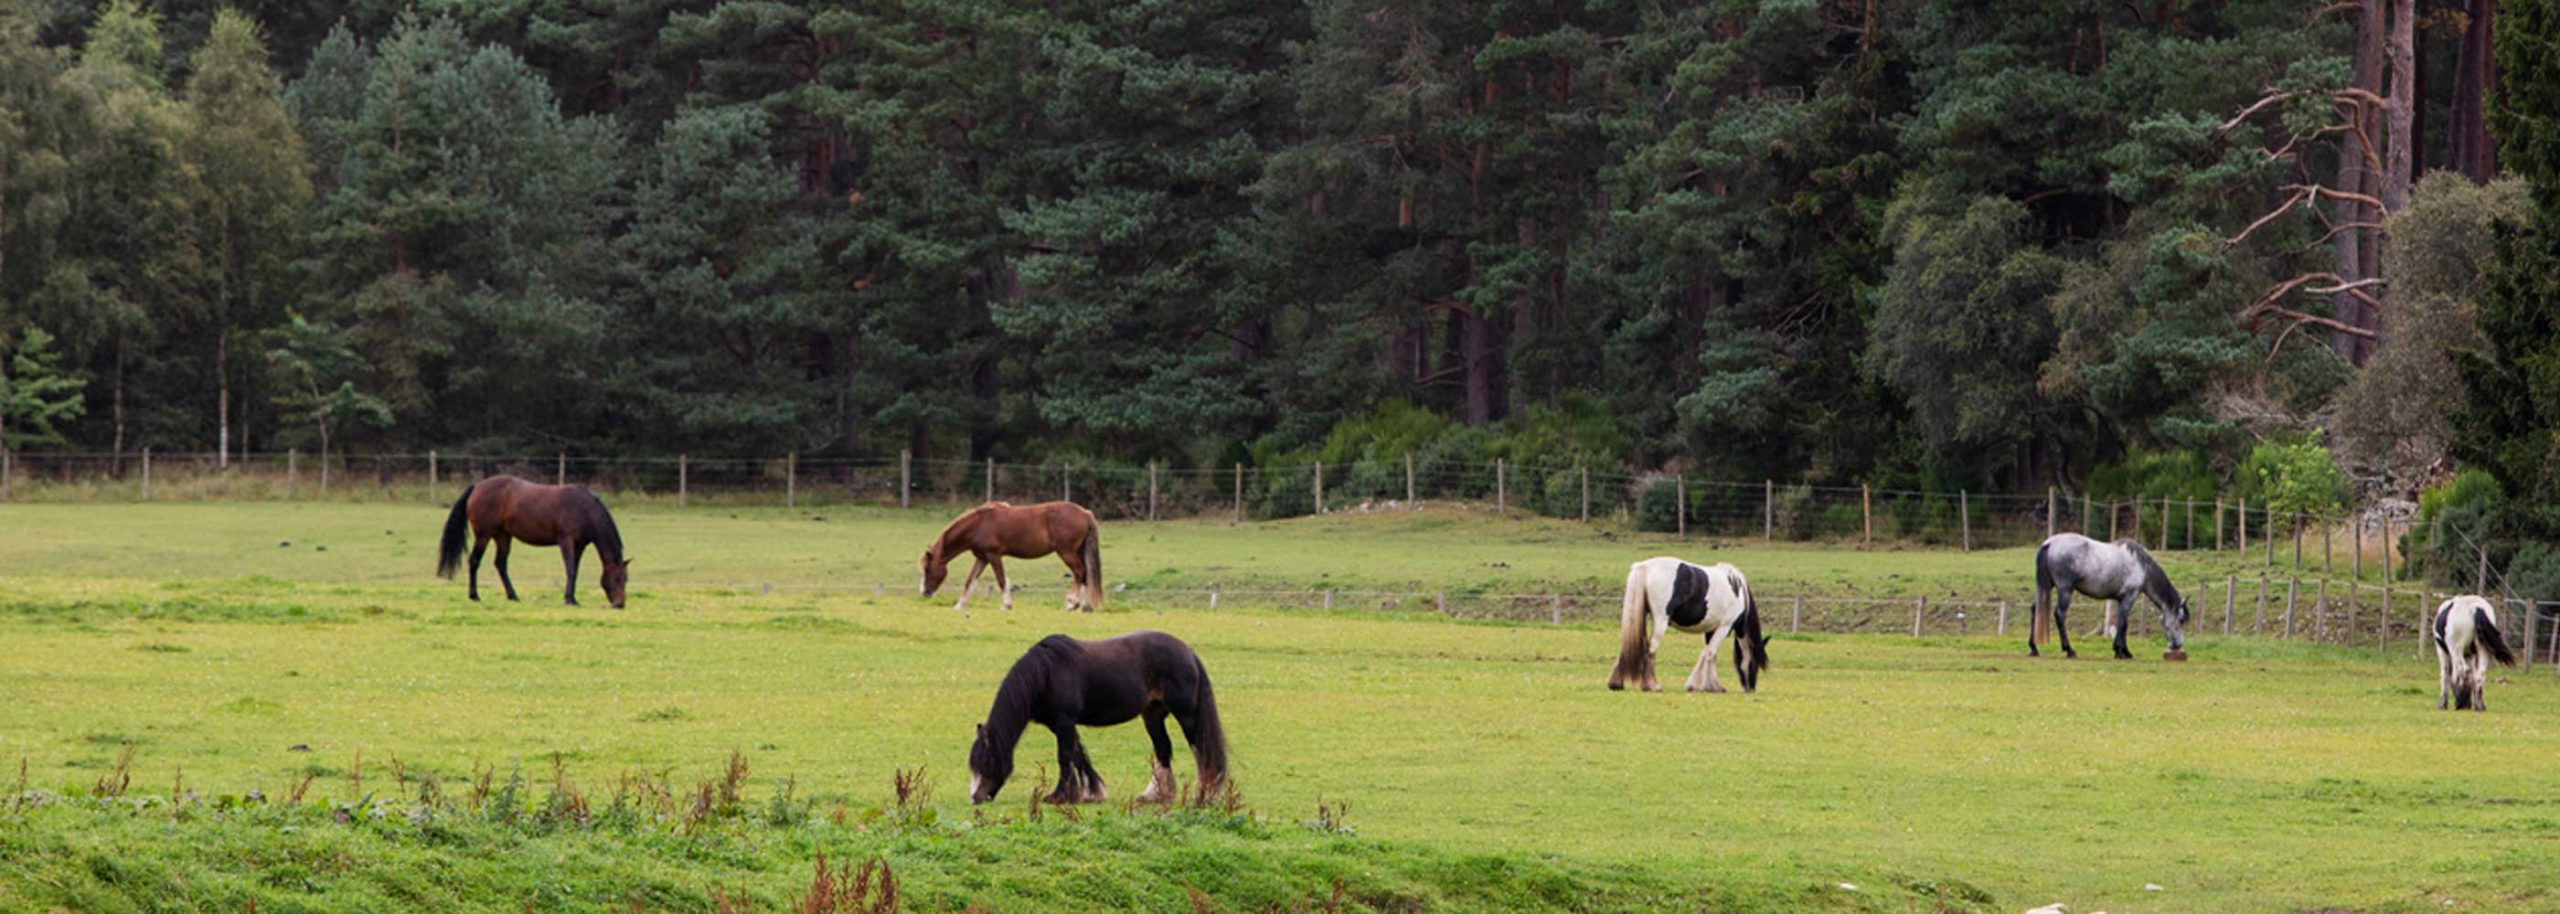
[
  {"x1": 218, "y1": 333, "x2": 230, "y2": 467},
  {"x1": 2335, "y1": 0, "x2": 2383, "y2": 361},
  {"x1": 2383, "y1": 0, "x2": 2416, "y2": 213},
  {"x1": 2450, "y1": 0, "x2": 2500, "y2": 182}
]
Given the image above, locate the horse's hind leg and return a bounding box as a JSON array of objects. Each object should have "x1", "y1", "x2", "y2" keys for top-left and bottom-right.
[
  {"x1": 2050, "y1": 593, "x2": 2069, "y2": 657},
  {"x1": 992, "y1": 558, "x2": 1012, "y2": 611},
  {"x1": 1057, "y1": 551, "x2": 1083, "y2": 611},
  {"x1": 467, "y1": 534, "x2": 490, "y2": 601},
  {"x1": 1137, "y1": 707, "x2": 1177, "y2": 803},
  {"x1": 494, "y1": 537, "x2": 521, "y2": 601}
]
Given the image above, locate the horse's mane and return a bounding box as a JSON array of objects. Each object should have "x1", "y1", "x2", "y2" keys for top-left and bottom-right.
[
  {"x1": 2121, "y1": 540, "x2": 2180, "y2": 607},
  {"x1": 986, "y1": 634, "x2": 1073, "y2": 737},
  {"x1": 578, "y1": 488, "x2": 624, "y2": 561},
  {"x1": 929, "y1": 502, "x2": 1010, "y2": 559}
]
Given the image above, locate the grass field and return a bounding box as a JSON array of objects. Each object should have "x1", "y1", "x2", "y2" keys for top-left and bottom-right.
[{"x1": 0, "y1": 502, "x2": 2553, "y2": 912}]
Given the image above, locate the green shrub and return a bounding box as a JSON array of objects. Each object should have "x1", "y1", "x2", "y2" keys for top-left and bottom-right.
[
  {"x1": 2238, "y1": 437, "x2": 2347, "y2": 532},
  {"x1": 2408, "y1": 469, "x2": 2505, "y2": 586},
  {"x1": 1258, "y1": 468, "x2": 1315, "y2": 519},
  {"x1": 1634, "y1": 478, "x2": 1683, "y2": 532},
  {"x1": 1771, "y1": 483, "x2": 1818, "y2": 540},
  {"x1": 2088, "y1": 450, "x2": 2218, "y2": 501}
]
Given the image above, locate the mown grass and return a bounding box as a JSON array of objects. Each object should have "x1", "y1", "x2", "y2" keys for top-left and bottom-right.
[
  {"x1": 0, "y1": 499, "x2": 2330, "y2": 602},
  {"x1": 0, "y1": 504, "x2": 2551, "y2": 912}
]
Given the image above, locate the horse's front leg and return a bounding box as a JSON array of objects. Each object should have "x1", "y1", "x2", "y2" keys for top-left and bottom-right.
[
  {"x1": 467, "y1": 534, "x2": 490, "y2": 601},
  {"x1": 1687, "y1": 627, "x2": 1729, "y2": 693},
  {"x1": 495, "y1": 537, "x2": 521, "y2": 601},
  {"x1": 1048, "y1": 725, "x2": 1102, "y2": 803},
  {"x1": 2110, "y1": 598, "x2": 2134, "y2": 659},
  {"x1": 2053, "y1": 592, "x2": 2078, "y2": 659},
  {"x1": 560, "y1": 541, "x2": 583, "y2": 607},
  {"x1": 954, "y1": 556, "x2": 989, "y2": 611}
]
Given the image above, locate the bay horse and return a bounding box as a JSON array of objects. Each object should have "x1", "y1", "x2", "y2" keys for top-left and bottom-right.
[
  {"x1": 2030, "y1": 533, "x2": 2186, "y2": 659},
  {"x1": 2433, "y1": 595, "x2": 2520, "y2": 711},
  {"x1": 435, "y1": 475, "x2": 630, "y2": 608},
  {"x1": 967, "y1": 631, "x2": 1228, "y2": 805},
  {"x1": 921, "y1": 501, "x2": 1102, "y2": 612},
  {"x1": 1608, "y1": 556, "x2": 1770, "y2": 693}
]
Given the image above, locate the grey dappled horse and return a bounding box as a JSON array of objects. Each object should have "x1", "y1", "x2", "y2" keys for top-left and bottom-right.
[{"x1": 2030, "y1": 533, "x2": 2189, "y2": 659}]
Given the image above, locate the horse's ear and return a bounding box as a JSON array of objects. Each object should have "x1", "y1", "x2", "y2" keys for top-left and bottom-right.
[{"x1": 975, "y1": 723, "x2": 986, "y2": 738}]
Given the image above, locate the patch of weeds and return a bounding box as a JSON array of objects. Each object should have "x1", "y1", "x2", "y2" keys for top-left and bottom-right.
[{"x1": 635, "y1": 706, "x2": 690, "y2": 723}]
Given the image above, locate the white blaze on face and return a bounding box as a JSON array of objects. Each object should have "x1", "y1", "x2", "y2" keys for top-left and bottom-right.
[{"x1": 969, "y1": 771, "x2": 984, "y2": 801}]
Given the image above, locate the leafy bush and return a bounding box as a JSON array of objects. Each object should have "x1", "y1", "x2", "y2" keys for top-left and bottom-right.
[
  {"x1": 1539, "y1": 469, "x2": 1582, "y2": 519},
  {"x1": 2407, "y1": 469, "x2": 2505, "y2": 586},
  {"x1": 1258, "y1": 467, "x2": 1315, "y2": 519},
  {"x1": 2508, "y1": 542, "x2": 2560, "y2": 609},
  {"x1": 1771, "y1": 483, "x2": 1819, "y2": 540},
  {"x1": 1634, "y1": 477, "x2": 1684, "y2": 532},
  {"x1": 2237, "y1": 437, "x2": 2346, "y2": 532},
  {"x1": 2087, "y1": 450, "x2": 2218, "y2": 501}
]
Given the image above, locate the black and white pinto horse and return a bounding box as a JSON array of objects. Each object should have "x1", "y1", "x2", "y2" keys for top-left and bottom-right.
[
  {"x1": 1608, "y1": 557, "x2": 1769, "y2": 693},
  {"x1": 2030, "y1": 533, "x2": 2189, "y2": 659},
  {"x1": 2433, "y1": 596, "x2": 2520, "y2": 711},
  {"x1": 967, "y1": 631, "x2": 1228, "y2": 805}
]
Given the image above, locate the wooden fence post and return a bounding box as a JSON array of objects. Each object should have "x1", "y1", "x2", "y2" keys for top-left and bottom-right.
[
  {"x1": 986, "y1": 458, "x2": 995, "y2": 503},
  {"x1": 1999, "y1": 600, "x2": 2009, "y2": 636},
  {"x1": 2238, "y1": 497, "x2": 2248, "y2": 553},
  {"x1": 2047, "y1": 485, "x2": 2058, "y2": 540},
  {"x1": 557, "y1": 452, "x2": 566, "y2": 486},
  {"x1": 1324, "y1": 589, "x2": 1335, "y2": 610},
  {"x1": 2082, "y1": 492, "x2": 2093, "y2": 535},
  {"x1": 1314, "y1": 462, "x2": 1324, "y2": 515},
  {"x1": 2353, "y1": 515, "x2": 2363, "y2": 580},
  {"x1": 2223, "y1": 576, "x2": 2235, "y2": 635},
  {"x1": 2314, "y1": 578, "x2": 2329, "y2": 643},
  {"x1": 2267, "y1": 505, "x2": 2278, "y2": 565},
  {"x1": 1209, "y1": 585, "x2": 1220, "y2": 611},
  {"x1": 1495, "y1": 459, "x2": 1506, "y2": 516},
  {"x1": 1914, "y1": 596, "x2": 1926, "y2": 637},
  {"x1": 1862, "y1": 484, "x2": 1872, "y2": 546},
  {"x1": 2382, "y1": 515, "x2": 2394, "y2": 583},
  {"x1": 2160, "y1": 495, "x2": 2170, "y2": 547},
  {"x1": 2283, "y1": 579, "x2": 2299, "y2": 638},
  {"x1": 1580, "y1": 466, "x2": 1589, "y2": 523},
  {"x1": 2215, "y1": 499, "x2": 2225, "y2": 550},
  {"x1": 899, "y1": 449, "x2": 912, "y2": 509},
  {"x1": 2185, "y1": 499, "x2": 2195, "y2": 549},
  {"x1": 1676, "y1": 475, "x2": 1687, "y2": 537},
  {"x1": 1063, "y1": 465, "x2": 1071, "y2": 503},
  {"x1": 288, "y1": 448, "x2": 298, "y2": 497},
  {"x1": 1764, "y1": 480, "x2": 1775, "y2": 541},
  {"x1": 1233, "y1": 463, "x2": 1243, "y2": 524},
  {"x1": 2293, "y1": 510, "x2": 2304, "y2": 570},
  {"x1": 1550, "y1": 594, "x2": 1562, "y2": 624},
  {"x1": 1404, "y1": 453, "x2": 1415, "y2": 503},
  {"x1": 1791, "y1": 595, "x2": 1802, "y2": 632},
  {"x1": 2522, "y1": 600, "x2": 2536, "y2": 673},
  {"x1": 428, "y1": 450, "x2": 438, "y2": 501},
  {"x1": 1148, "y1": 462, "x2": 1159, "y2": 521},
  {"x1": 320, "y1": 446, "x2": 330, "y2": 492},
  {"x1": 140, "y1": 448, "x2": 151, "y2": 500},
  {"x1": 786, "y1": 452, "x2": 796, "y2": 508},
  {"x1": 2323, "y1": 518, "x2": 2332, "y2": 574},
  {"x1": 2256, "y1": 576, "x2": 2269, "y2": 634},
  {"x1": 1960, "y1": 490, "x2": 1972, "y2": 553},
  {"x1": 678, "y1": 454, "x2": 688, "y2": 508}
]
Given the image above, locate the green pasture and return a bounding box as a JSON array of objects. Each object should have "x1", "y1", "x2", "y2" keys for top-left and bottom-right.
[{"x1": 0, "y1": 503, "x2": 2551, "y2": 913}]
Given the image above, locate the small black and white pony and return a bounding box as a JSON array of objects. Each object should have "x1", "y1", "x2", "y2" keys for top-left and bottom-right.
[
  {"x1": 2432, "y1": 595, "x2": 2520, "y2": 711},
  {"x1": 1608, "y1": 556, "x2": 1769, "y2": 693},
  {"x1": 2030, "y1": 533, "x2": 2189, "y2": 659},
  {"x1": 967, "y1": 631, "x2": 1229, "y2": 805}
]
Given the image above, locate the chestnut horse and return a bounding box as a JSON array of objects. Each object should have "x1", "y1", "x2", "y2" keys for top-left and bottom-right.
[
  {"x1": 921, "y1": 501, "x2": 1102, "y2": 612},
  {"x1": 436, "y1": 475, "x2": 630, "y2": 608}
]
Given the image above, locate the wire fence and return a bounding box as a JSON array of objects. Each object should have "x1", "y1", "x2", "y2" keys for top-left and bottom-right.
[
  {"x1": 0, "y1": 449, "x2": 2433, "y2": 549},
  {"x1": 5, "y1": 448, "x2": 2552, "y2": 671},
  {"x1": 661, "y1": 576, "x2": 2560, "y2": 672}
]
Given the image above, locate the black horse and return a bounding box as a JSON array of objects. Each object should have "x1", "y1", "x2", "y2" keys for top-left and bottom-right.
[{"x1": 967, "y1": 631, "x2": 1228, "y2": 805}]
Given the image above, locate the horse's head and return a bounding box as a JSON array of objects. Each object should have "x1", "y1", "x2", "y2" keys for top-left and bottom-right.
[
  {"x1": 919, "y1": 549, "x2": 948, "y2": 597},
  {"x1": 967, "y1": 722, "x2": 1010, "y2": 803},
  {"x1": 601, "y1": 558, "x2": 630, "y2": 609},
  {"x1": 2161, "y1": 595, "x2": 2190, "y2": 651}
]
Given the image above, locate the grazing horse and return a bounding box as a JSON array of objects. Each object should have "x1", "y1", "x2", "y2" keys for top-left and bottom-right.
[
  {"x1": 1608, "y1": 557, "x2": 1770, "y2": 693},
  {"x1": 435, "y1": 475, "x2": 630, "y2": 608},
  {"x1": 920, "y1": 501, "x2": 1103, "y2": 612},
  {"x1": 2433, "y1": 596, "x2": 2520, "y2": 711},
  {"x1": 967, "y1": 631, "x2": 1228, "y2": 805},
  {"x1": 2030, "y1": 533, "x2": 2187, "y2": 659}
]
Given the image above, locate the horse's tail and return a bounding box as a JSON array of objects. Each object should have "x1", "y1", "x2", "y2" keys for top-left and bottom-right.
[
  {"x1": 2032, "y1": 540, "x2": 2055, "y2": 645},
  {"x1": 1081, "y1": 522, "x2": 1103, "y2": 612},
  {"x1": 1610, "y1": 564, "x2": 1650, "y2": 689},
  {"x1": 1187, "y1": 654, "x2": 1230, "y2": 794},
  {"x1": 2477, "y1": 605, "x2": 2521, "y2": 667},
  {"x1": 435, "y1": 482, "x2": 476, "y2": 579},
  {"x1": 1732, "y1": 577, "x2": 1769, "y2": 691}
]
